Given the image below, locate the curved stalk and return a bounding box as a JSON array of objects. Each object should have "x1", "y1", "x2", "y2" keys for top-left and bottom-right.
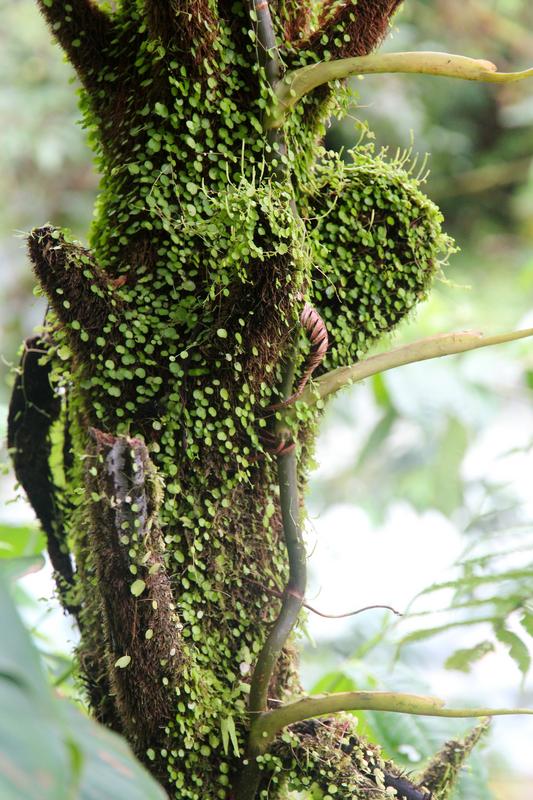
[
  {"x1": 234, "y1": 440, "x2": 307, "y2": 800},
  {"x1": 250, "y1": 691, "x2": 533, "y2": 753},
  {"x1": 248, "y1": 450, "x2": 307, "y2": 714},
  {"x1": 252, "y1": 0, "x2": 282, "y2": 88},
  {"x1": 267, "y1": 51, "x2": 533, "y2": 128},
  {"x1": 298, "y1": 326, "x2": 533, "y2": 407}
]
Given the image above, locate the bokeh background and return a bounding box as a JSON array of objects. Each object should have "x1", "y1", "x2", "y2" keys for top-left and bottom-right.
[{"x1": 2, "y1": 0, "x2": 533, "y2": 797}]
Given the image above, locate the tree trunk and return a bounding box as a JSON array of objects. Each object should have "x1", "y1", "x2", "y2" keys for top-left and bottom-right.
[{"x1": 9, "y1": 1, "x2": 454, "y2": 797}]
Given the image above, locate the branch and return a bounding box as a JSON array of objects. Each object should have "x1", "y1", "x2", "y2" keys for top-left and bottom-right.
[
  {"x1": 87, "y1": 430, "x2": 184, "y2": 753},
  {"x1": 297, "y1": 326, "x2": 533, "y2": 407},
  {"x1": 36, "y1": 0, "x2": 114, "y2": 85},
  {"x1": 267, "y1": 51, "x2": 533, "y2": 128},
  {"x1": 272, "y1": 717, "x2": 430, "y2": 799},
  {"x1": 418, "y1": 719, "x2": 491, "y2": 798},
  {"x1": 251, "y1": 691, "x2": 533, "y2": 752},
  {"x1": 28, "y1": 225, "x2": 124, "y2": 361},
  {"x1": 295, "y1": 0, "x2": 402, "y2": 63}
]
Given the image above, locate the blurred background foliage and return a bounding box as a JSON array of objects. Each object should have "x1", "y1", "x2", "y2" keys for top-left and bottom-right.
[{"x1": 2, "y1": 0, "x2": 533, "y2": 797}]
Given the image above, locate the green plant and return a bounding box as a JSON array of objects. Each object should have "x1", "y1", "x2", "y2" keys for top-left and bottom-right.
[{"x1": 6, "y1": 1, "x2": 533, "y2": 798}]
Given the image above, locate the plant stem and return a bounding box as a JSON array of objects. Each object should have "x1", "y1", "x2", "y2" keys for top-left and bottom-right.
[
  {"x1": 298, "y1": 326, "x2": 533, "y2": 406},
  {"x1": 250, "y1": 691, "x2": 533, "y2": 753},
  {"x1": 252, "y1": 0, "x2": 282, "y2": 88},
  {"x1": 268, "y1": 51, "x2": 533, "y2": 128},
  {"x1": 233, "y1": 452, "x2": 306, "y2": 800},
  {"x1": 249, "y1": 450, "x2": 306, "y2": 715}
]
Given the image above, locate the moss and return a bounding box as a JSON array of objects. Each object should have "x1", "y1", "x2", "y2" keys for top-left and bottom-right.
[
  {"x1": 19, "y1": 1, "x2": 460, "y2": 798},
  {"x1": 418, "y1": 719, "x2": 491, "y2": 799},
  {"x1": 302, "y1": 146, "x2": 453, "y2": 369}
]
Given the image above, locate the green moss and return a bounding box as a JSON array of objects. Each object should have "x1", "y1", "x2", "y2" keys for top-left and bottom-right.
[
  {"x1": 302, "y1": 146, "x2": 454, "y2": 368},
  {"x1": 26, "y1": 1, "x2": 453, "y2": 797}
]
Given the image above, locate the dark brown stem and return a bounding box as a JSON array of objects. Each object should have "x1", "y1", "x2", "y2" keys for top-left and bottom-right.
[{"x1": 36, "y1": 0, "x2": 114, "y2": 85}]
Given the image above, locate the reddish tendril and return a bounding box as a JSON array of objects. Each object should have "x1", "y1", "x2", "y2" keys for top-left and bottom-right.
[
  {"x1": 268, "y1": 302, "x2": 329, "y2": 412},
  {"x1": 245, "y1": 578, "x2": 403, "y2": 619}
]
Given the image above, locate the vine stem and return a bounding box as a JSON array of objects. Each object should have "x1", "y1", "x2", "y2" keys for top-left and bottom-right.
[
  {"x1": 297, "y1": 326, "x2": 533, "y2": 407},
  {"x1": 249, "y1": 691, "x2": 533, "y2": 754},
  {"x1": 233, "y1": 5, "x2": 305, "y2": 795},
  {"x1": 267, "y1": 51, "x2": 533, "y2": 128},
  {"x1": 244, "y1": 579, "x2": 401, "y2": 619},
  {"x1": 249, "y1": 450, "x2": 307, "y2": 716}
]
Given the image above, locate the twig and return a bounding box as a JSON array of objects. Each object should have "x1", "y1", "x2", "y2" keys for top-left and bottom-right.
[{"x1": 244, "y1": 578, "x2": 402, "y2": 619}]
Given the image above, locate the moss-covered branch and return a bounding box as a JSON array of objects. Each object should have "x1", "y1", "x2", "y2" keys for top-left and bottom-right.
[
  {"x1": 20, "y1": 0, "x2": 528, "y2": 793},
  {"x1": 86, "y1": 430, "x2": 184, "y2": 764},
  {"x1": 272, "y1": 717, "x2": 431, "y2": 799},
  {"x1": 418, "y1": 719, "x2": 491, "y2": 799},
  {"x1": 296, "y1": 0, "x2": 402, "y2": 63},
  {"x1": 269, "y1": 52, "x2": 533, "y2": 128},
  {"x1": 36, "y1": 0, "x2": 114, "y2": 84},
  {"x1": 28, "y1": 225, "x2": 124, "y2": 361}
]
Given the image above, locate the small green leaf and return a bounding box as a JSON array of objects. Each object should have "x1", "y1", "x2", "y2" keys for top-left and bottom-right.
[
  {"x1": 130, "y1": 579, "x2": 146, "y2": 597},
  {"x1": 220, "y1": 715, "x2": 240, "y2": 758},
  {"x1": 57, "y1": 345, "x2": 72, "y2": 361},
  {"x1": 115, "y1": 655, "x2": 131, "y2": 669}
]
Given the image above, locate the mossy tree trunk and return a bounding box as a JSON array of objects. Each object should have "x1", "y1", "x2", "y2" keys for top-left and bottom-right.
[{"x1": 8, "y1": 1, "x2": 459, "y2": 798}]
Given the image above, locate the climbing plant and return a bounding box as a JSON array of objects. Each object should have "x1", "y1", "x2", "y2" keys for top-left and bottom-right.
[{"x1": 7, "y1": 1, "x2": 533, "y2": 798}]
